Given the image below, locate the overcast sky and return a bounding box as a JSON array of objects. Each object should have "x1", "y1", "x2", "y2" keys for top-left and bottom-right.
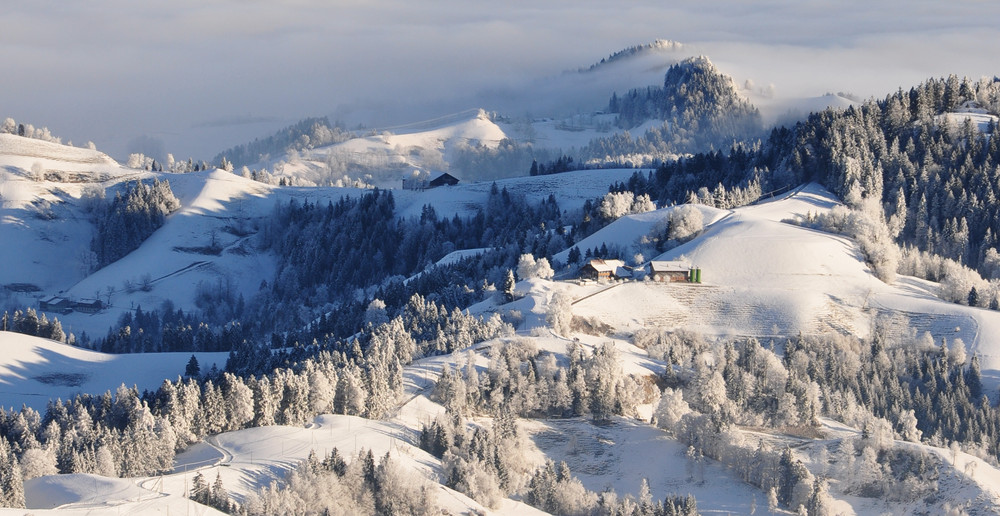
[{"x1": 2, "y1": 1, "x2": 998, "y2": 161}]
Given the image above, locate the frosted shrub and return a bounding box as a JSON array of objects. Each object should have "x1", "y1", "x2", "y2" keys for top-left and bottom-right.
[
  {"x1": 599, "y1": 191, "x2": 635, "y2": 220},
  {"x1": 516, "y1": 254, "x2": 554, "y2": 280},
  {"x1": 668, "y1": 204, "x2": 704, "y2": 242},
  {"x1": 654, "y1": 387, "x2": 691, "y2": 431}
]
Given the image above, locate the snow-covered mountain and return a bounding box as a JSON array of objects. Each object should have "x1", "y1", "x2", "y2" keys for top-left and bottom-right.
[
  {"x1": 5, "y1": 185, "x2": 1000, "y2": 514},
  {"x1": 3, "y1": 43, "x2": 1000, "y2": 516},
  {"x1": 216, "y1": 41, "x2": 856, "y2": 187}
]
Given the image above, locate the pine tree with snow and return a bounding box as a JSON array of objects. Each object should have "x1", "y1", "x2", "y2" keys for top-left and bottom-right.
[
  {"x1": 185, "y1": 355, "x2": 200, "y2": 378},
  {"x1": 0, "y1": 437, "x2": 25, "y2": 508},
  {"x1": 502, "y1": 269, "x2": 516, "y2": 302},
  {"x1": 220, "y1": 373, "x2": 255, "y2": 430},
  {"x1": 334, "y1": 362, "x2": 367, "y2": 416},
  {"x1": 251, "y1": 376, "x2": 277, "y2": 426},
  {"x1": 211, "y1": 472, "x2": 232, "y2": 512},
  {"x1": 190, "y1": 471, "x2": 210, "y2": 505},
  {"x1": 968, "y1": 286, "x2": 980, "y2": 307}
]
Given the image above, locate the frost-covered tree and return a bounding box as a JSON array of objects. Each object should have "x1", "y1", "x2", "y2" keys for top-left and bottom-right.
[
  {"x1": 516, "y1": 253, "x2": 553, "y2": 280},
  {"x1": 334, "y1": 363, "x2": 367, "y2": 415},
  {"x1": 668, "y1": 204, "x2": 704, "y2": 242},
  {"x1": 502, "y1": 269, "x2": 516, "y2": 302},
  {"x1": 363, "y1": 299, "x2": 389, "y2": 327},
  {"x1": 190, "y1": 471, "x2": 210, "y2": 505},
  {"x1": 599, "y1": 191, "x2": 636, "y2": 220},
  {"x1": 547, "y1": 292, "x2": 574, "y2": 337},
  {"x1": 654, "y1": 387, "x2": 691, "y2": 431},
  {"x1": 0, "y1": 437, "x2": 25, "y2": 508},
  {"x1": 587, "y1": 343, "x2": 624, "y2": 422},
  {"x1": 19, "y1": 446, "x2": 57, "y2": 480}
]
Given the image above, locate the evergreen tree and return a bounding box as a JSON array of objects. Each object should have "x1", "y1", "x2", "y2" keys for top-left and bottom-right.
[
  {"x1": 502, "y1": 269, "x2": 516, "y2": 302},
  {"x1": 190, "y1": 471, "x2": 210, "y2": 505},
  {"x1": 211, "y1": 472, "x2": 231, "y2": 512},
  {"x1": 185, "y1": 355, "x2": 200, "y2": 378}
]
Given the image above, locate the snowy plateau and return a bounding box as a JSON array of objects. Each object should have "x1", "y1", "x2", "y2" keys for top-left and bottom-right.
[{"x1": 3, "y1": 43, "x2": 1000, "y2": 516}]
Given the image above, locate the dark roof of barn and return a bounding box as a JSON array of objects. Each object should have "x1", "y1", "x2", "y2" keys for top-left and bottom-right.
[{"x1": 428, "y1": 173, "x2": 459, "y2": 187}]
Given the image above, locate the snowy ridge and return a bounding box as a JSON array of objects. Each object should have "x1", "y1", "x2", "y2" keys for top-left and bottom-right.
[
  {"x1": 581, "y1": 39, "x2": 686, "y2": 73},
  {"x1": 265, "y1": 109, "x2": 510, "y2": 187}
]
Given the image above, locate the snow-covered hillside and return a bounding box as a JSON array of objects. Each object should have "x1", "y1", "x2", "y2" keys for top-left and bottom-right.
[
  {"x1": 274, "y1": 109, "x2": 509, "y2": 186},
  {"x1": 0, "y1": 332, "x2": 228, "y2": 412},
  {"x1": 6, "y1": 178, "x2": 1000, "y2": 514},
  {"x1": 568, "y1": 184, "x2": 1000, "y2": 371},
  {"x1": 0, "y1": 130, "x2": 650, "y2": 338},
  {"x1": 4, "y1": 26, "x2": 1000, "y2": 515}
]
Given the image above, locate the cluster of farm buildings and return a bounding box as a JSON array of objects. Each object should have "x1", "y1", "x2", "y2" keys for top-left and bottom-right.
[
  {"x1": 3, "y1": 284, "x2": 104, "y2": 316},
  {"x1": 578, "y1": 259, "x2": 702, "y2": 283},
  {"x1": 37, "y1": 296, "x2": 103, "y2": 315}
]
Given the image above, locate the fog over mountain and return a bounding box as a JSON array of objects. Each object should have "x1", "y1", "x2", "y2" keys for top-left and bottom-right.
[{"x1": 3, "y1": 1, "x2": 998, "y2": 161}]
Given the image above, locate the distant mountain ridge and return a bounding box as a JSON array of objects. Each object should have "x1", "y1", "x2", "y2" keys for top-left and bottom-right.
[{"x1": 581, "y1": 39, "x2": 685, "y2": 72}]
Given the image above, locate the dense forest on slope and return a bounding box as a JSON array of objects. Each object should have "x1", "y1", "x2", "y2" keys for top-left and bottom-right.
[
  {"x1": 576, "y1": 57, "x2": 763, "y2": 165},
  {"x1": 50, "y1": 185, "x2": 568, "y2": 354},
  {"x1": 213, "y1": 117, "x2": 353, "y2": 168},
  {"x1": 614, "y1": 76, "x2": 1000, "y2": 275},
  {"x1": 91, "y1": 179, "x2": 180, "y2": 268}
]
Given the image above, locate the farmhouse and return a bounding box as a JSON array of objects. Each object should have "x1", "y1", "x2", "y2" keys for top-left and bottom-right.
[
  {"x1": 579, "y1": 259, "x2": 629, "y2": 281},
  {"x1": 39, "y1": 296, "x2": 73, "y2": 314},
  {"x1": 38, "y1": 296, "x2": 104, "y2": 315},
  {"x1": 650, "y1": 261, "x2": 700, "y2": 283},
  {"x1": 428, "y1": 173, "x2": 460, "y2": 188}
]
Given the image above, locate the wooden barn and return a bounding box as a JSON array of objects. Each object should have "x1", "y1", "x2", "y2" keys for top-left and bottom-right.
[
  {"x1": 428, "y1": 173, "x2": 460, "y2": 188},
  {"x1": 579, "y1": 259, "x2": 629, "y2": 281},
  {"x1": 650, "y1": 261, "x2": 696, "y2": 283},
  {"x1": 73, "y1": 299, "x2": 104, "y2": 314}
]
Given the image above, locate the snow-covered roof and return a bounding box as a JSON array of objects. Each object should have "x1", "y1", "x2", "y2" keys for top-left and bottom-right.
[
  {"x1": 585, "y1": 259, "x2": 625, "y2": 273},
  {"x1": 649, "y1": 260, "x2": 690, "y2": 273}
]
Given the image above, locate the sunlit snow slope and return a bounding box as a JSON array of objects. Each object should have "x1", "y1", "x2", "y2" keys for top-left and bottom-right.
[
  {"x1": 0, "y1": 332, "x2": 228, "y2": 412},
  {"x1": 571, "y1": 184, "x2": 1000, "y2": 372}
]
